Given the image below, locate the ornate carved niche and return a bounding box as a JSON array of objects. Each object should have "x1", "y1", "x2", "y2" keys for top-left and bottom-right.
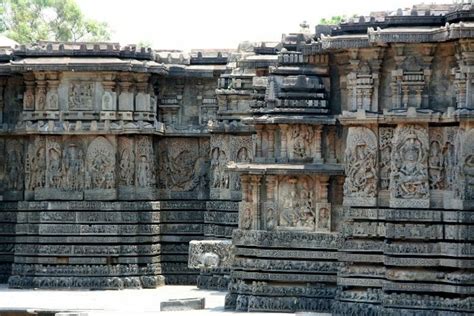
[
  {"x1": 85, "y1": 136, "x2": 116, "y2": 200},
  {"x1": 25, "y1": 136, "x2": 46, "y2": 196},
  {"x1": 454, "y1": 127, "x2": 474, "y2": 207},
  {"x1": 157, "y1": 138, "x2": 209, "y2": 199},
  {"x1": 346, "y1": 48, "x2": 382, "y2": 112},
  {"x1": 68, "y1": 81, "x2": 95, "y2": 110},
  {"x1": 343, "y1": 126, "x2": 378, "y2": 207},
  {"x1": 229, "y1": 135, "x2": 253, "y2": 196},
  {"x1": 390, "y1": 45, "x2": 434, "y2": 110},
  {"x1": 390, "y1": 124, "x2": 430, "y2": 208}
]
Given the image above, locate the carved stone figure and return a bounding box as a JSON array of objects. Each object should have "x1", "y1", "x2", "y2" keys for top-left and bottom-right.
[
  {"x1": 6, "y1": 140, "x2": 23, "y2": 191},
  {"x1": 428, "y1": 141, "x2": 444, "y2": 190},
  {"x1": 86, "y1": 137, "x2": 115, "y2": 190},
  {"x1": 25, "y1": 138, "x2": 45, "y2": 191},
  {"x1": 391, "y1": 125, "x2": 429, "y2": 205},
  {"x1": 119, "y1": 138, "x2": 135, "y2": 186},
  {"x1": 344, "y1": 127, "x2": 377, "y2": 205},
  {"x1": 64, "y1": 143, "x2": 84, "y2": 190},
  {"x1": 69, "y1": 82, "x2": 94, "y2": 110},
  {"x1": 279, "y1": 177, "x2": 315, "y2": 229}
]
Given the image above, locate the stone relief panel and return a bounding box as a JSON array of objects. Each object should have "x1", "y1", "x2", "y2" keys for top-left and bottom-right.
[
  {"x1": 85, "y1": 137, "x2": 116, "y2": 200},
  {"x1": 118, "y1": 137, "x2": 135, "y2": 187},
  {"x1": 277, "y1": 176, "x2": 318, "y2": 231},
  {"x1": 25, "y1": 137, "x2": 46, "y2": 194},
  {"x1": 287, "y1": 125, "x2": 315, "y2": 161},
  {"x1": 455, "y1": 127, "x2": 474, "y2": 204},
  {"x1": 68, "y1": 81, "x2": 95, "y2": 110},
  {"x1": 135, "y1": 136, "x2": 156, "y2": 189},
  {"x1": 158, "y1": 138, "x2": 210, "y2": 199},
  {"x1": 428, "y1": 127, "x2": 445, "y2": 190},
  {"x1": 5, "y1": 139, "x2": 24, "y2": 195},
  {"x1": 343, "y1": 126, "x2": 378, "y2": 206},
  {"x1": 390, "y1": 124, "x2": 429, "y2": 208},
  {"x1": 210, "y1": 135, "x2": 230, "y2": 199}
]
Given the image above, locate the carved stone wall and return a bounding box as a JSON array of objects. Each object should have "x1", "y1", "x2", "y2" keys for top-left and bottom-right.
[{"x1": 0, "y1": 5, "x2": 473, "y2": 314}]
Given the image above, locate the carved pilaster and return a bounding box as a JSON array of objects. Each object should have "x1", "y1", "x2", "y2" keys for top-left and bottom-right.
[
  {"x1": 118, "y1": 74, "x2": 134, "y2": 112},
  {"x1": 46, "y1": 72, "x2": 59, "y2": 111},
  {"x1": 255, "y1": 125, "x2": 263, "y2": 160},
  {"x1": 279, "y1": 124, "x2": 289, "y2": 162},
  {"x1": 34, "y1": 72, "x2": 47, "y2": 111},
  {"x1": 23, "y1": 73, "x2": 35, "y2": 111},
  {"x1": 267, "y1": 125, "x2": 276, "y2": 161},
  {"x1": 101, "y1": 72, "x2": 117, "y2": 112},
  {"x1": 313, "y1": 125, "x2": 323, "y2": 163}
]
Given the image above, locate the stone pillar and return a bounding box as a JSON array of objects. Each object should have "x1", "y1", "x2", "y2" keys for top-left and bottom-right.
[
  {"x1": 34, "y1": 72, "x2": 47, "y2": 111},
  {"x1": 46, "y1": 72, "x2": 59, "y2": 111},
  {"x1": 279, "y1": 124, "x2": 288, "y2": 162},
  {"x1": 313, "y1": 125, "x2": 323, "y2": 163},
  {"x1": 0, "y1": 78, "x2": 5, "y2": 124},
  {"x1": 23, "y1": 74, "x2": 35, "y2": 111}
]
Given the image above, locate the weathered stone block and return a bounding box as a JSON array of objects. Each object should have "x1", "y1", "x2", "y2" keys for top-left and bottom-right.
[{"x1": 160, "y1": 298, "x2": 205, "y2": 311}]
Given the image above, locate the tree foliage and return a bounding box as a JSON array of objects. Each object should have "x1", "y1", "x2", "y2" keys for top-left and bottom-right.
[
  {"x1": 0, "y1": 0, "x2": 111, "y2": 43},
  {"x1": 319, "y1": 15, "x2": 346, "y2": 25}
]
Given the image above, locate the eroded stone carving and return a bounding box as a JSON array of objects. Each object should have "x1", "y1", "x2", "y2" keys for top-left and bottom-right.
[
  {"x1": 390, "y1": 124, "x2": 429, "y2": 207},
  {"x1": 69, "y1": 82, "x2": 94, "y2": 110},
  {"x1": 344, "y1": 126, "x2": 377, "y2": 206}
]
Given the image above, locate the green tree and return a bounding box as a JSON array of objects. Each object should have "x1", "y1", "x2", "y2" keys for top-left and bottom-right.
[
  {"x1": 0, "y1": 0, "x2": 111, "y2": 43},
  {"x1": 319, "y1": 15, "x2": 345, "y2": 25}
]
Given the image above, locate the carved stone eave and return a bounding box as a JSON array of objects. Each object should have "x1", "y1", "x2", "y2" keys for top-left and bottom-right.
[
  {"x1": 8, "y1": 58, "x2": 168, "y2": 75},
  {"x1": 243, "y1": 115, "x2": 336, "y2": 125},
  {"x1": 320, "y1": 34, "x2": 371, "y2": 50},
  {"x1": 270, "y1": 66, "x2": 328, "y2": 76},
  {"x1": 339, "y1": 107, "x2": 470, "y2": 125},
  {"x1": 226, "y1": 162, "x2": 344, "y2": 176},
  {"x1": 167, "y1": 64, "x2": 227, "y2": 78}
]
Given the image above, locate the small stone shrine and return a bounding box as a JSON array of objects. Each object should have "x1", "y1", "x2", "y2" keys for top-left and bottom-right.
[{"x1": 0, "y1": 3, "x2": 472, "y2": 315}]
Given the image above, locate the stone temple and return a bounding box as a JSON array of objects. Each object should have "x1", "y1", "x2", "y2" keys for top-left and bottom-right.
[{"x1": 0, "y1": 2, "x2": 472, "y2": 315}]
